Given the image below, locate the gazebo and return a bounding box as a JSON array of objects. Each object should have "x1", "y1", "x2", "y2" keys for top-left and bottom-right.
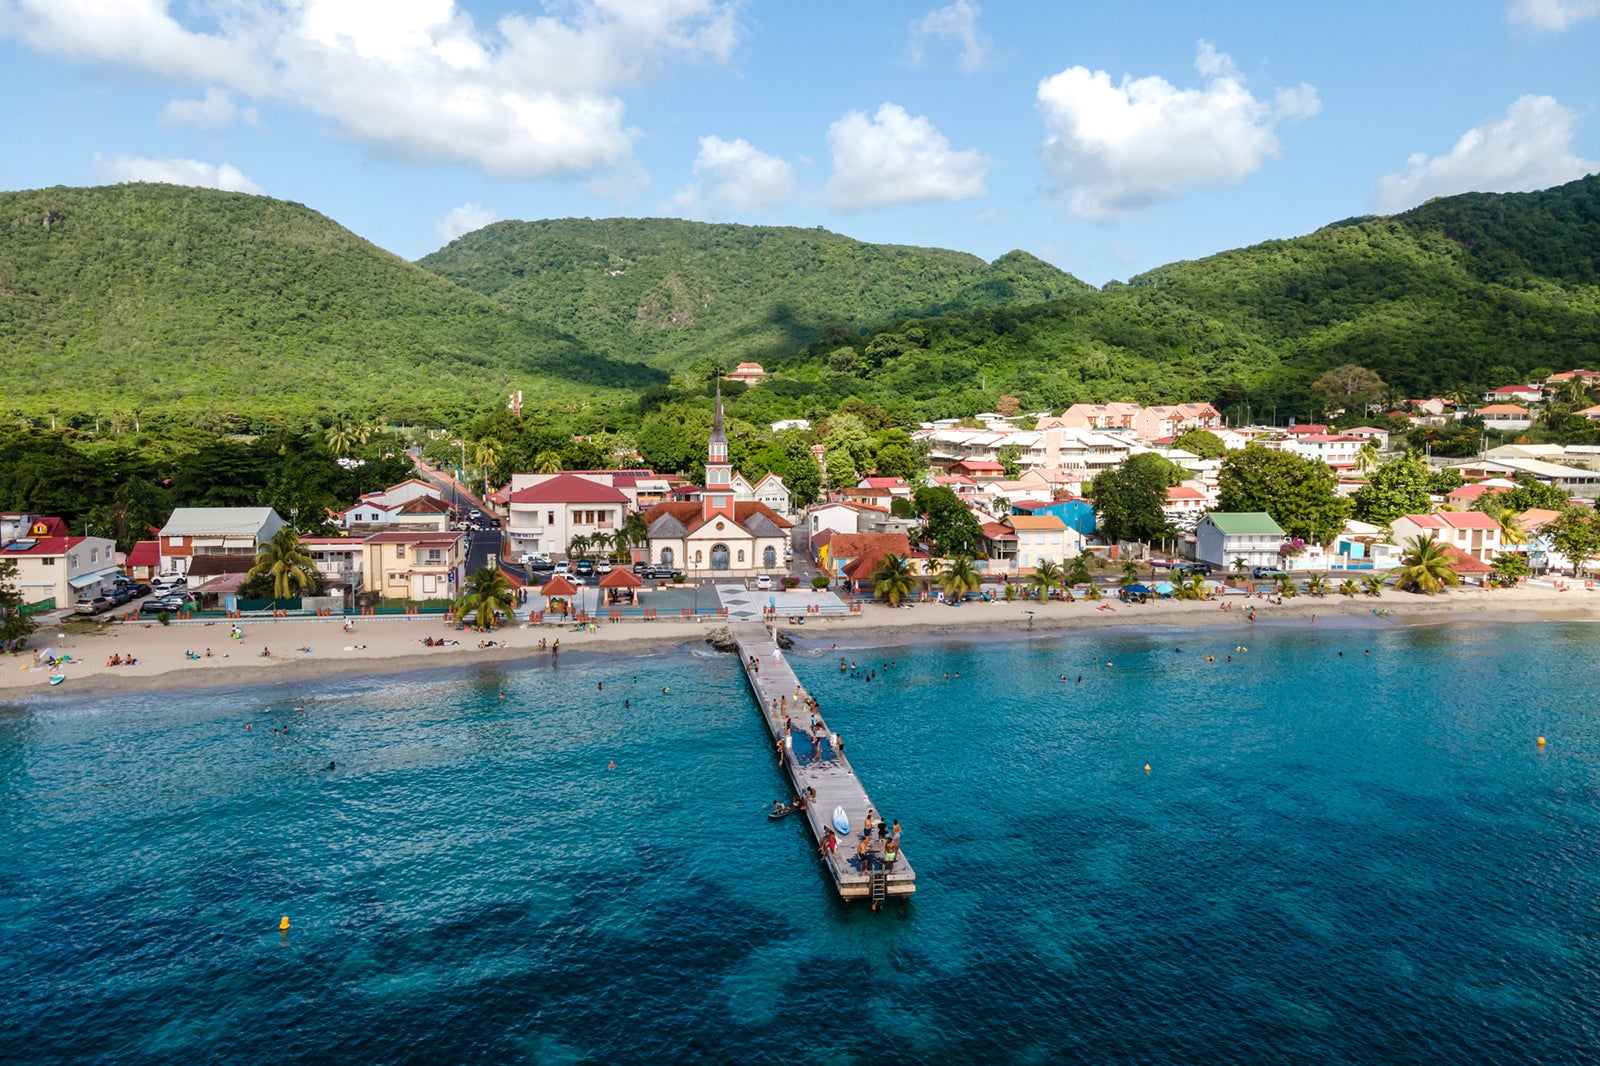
[
  {"x1": 540, "y1": 574, "x2": 579, "y2": 617},
  {"x1": 597, "y1": 567, "x2": 643, "y2": 604}
]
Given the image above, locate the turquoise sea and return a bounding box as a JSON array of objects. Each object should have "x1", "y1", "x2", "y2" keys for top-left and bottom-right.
[{"x1": 4, "y1": 619, "x2": 1600, "y2": 1064}]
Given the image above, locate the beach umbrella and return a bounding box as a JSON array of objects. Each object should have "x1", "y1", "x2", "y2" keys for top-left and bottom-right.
[
  {"x1": 1154, "y1": 582, "x2": 1175, "y2": 595},
  {"x1": 540, "y1": 575, "x2": 578, "y2": 597}
]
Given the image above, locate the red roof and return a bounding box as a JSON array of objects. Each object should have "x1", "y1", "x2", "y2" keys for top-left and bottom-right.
[
  {"x1": 951, "y1": 459, "x2": 1004, "y2": 471},
  {"x1": 510, "y1": 474, "x2": 630, "y2": 505},
  {"x1": 1442, "y1": 545, "x2": 1495, "y2": 574},
  {"x1": 1478, "y1": 404, "x2": 1532, "y2": 415},
  {"x1": 540, "y1": 575, "x2": 578, "y2": 597},
  {"x1": 860, "y1": 477, "x2": 908, "y2": 489},
  {"x1": 1447, "y1": 484, "x2": 1494, "y2": 500},
  {"x1": 127, "y1": 540, "x2": 160, "y2": 567},
  {"x1": 980, "y1": 521, "x2": 1017, "y2": 539},
  {"x1": 597, "y1": 568, "x2": 643, "y2": 588},
  {"x1": 641, "y1": 500, "x2": 792, "y2": 534},
  {"x1": 828, "y1": 532, "x2": 911, "y2": 559},
  {"x1": 1, "y1": 535, "x2": 82, "y2": 556},
  {"x1": 1166, "y1": 487, "x2": 1206, "y2": 500},
  {"x1": 1403, "y1": 511, "x2": 1500, "y2": 531},
  {"x1": 1286, "y1": 424, "x2": 1329, "y2": 435}
]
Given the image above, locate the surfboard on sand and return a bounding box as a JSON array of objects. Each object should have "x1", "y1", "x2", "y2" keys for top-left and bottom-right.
[
  {"x1": 49, "y1": 675, "x2": 64, "y2": 686},
  {"x1": 832, "y1": 806, "x2": 849, "y2": 835}
]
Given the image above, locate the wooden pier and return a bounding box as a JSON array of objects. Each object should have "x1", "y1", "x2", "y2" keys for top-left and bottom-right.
[{"x1": 731, "y1": 622, "x2": 915, "y2": 905}]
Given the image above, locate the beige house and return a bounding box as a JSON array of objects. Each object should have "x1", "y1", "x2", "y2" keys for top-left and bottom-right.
[
  {"x1": 362, "y1": 531, "x2": 467, "y2": 600},
  {"x1": 1390, "y1": 512, "x2": 1501, "y2": 563},
  {"x1": 1007, "y1": 514, "x2": 1080, "y2": 569},
  {"x1": 1, "y1": 517, "x2": 120, "y2": 607}
]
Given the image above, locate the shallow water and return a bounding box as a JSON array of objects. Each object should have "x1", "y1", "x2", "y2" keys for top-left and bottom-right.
[{"x1": 4, "y1": 622, "x2": 1599, "y2": 1064}]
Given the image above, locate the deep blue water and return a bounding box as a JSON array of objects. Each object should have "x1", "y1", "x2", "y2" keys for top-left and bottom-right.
[{"x1": 4, "y1": 621, "x2": 1600, "y2": 1064}]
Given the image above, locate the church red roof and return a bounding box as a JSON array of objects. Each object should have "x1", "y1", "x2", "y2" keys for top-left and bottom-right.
[{"x1": 641, "y1": 500, "x2": 792, "y2": 534}]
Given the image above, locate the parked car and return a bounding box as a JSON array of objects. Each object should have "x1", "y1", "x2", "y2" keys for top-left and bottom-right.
[
  {"x1": 1252, "y1": 566, "x2": 1288, "y2": 580},
  {"x1": 756, "y1": 574, "x2": 772, "y2": 591},
  {"x1": 1174, "y1": 562, "x2": 1214, "y2": 576},
  {"x1": 574, "y1": 559, "x2": 595, "y2": 576},
  {"x1": 106, "y1": 587, "x2": 134, "y2": 606},
  {"x1": 138, "y1": 600, "x2": 177, "y2": 617},
  {"x1": 468, "y1": 508, "x2": 482, "y2": 521},
  {"x1": 595, "y1": 560, "x2": 613, "y2": 575},
  {"x1": 554, "y1": 560, "x2": 571, "y2": 574},
  {"x1": 131, "y1": 583, "x2": 152, "y2": 598},
  {"x1": 526, "y1": 558, "x2": 554, "y2": 573},
  {"x1": 74, "y1": 596, "x2": 112, "y2": 615}
]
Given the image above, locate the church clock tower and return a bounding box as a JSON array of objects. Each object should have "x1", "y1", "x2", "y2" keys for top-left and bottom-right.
[{"x1": 703, "y1": 381, "x2": 736, "y2": 523}]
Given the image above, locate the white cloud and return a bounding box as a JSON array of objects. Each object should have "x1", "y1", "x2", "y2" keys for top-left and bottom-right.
[
  {"x1": 1508, "y1": 0, "x2": 1600, "y2": 30},
  {"x1": 1375, "y1": 95, "x2": 1599, "y2": 212},
  {"x1": 96, "y1": 154, "x2": 264, "y2": 194},
  {"x1": 826, "y1": 103, "x2": 989, "y2": 210},
  {"x1": 668, "y1": 135, "x2": 794, "y2": 215},
  {"x1": 1035, "y1": 41, "x2": 1319, "y2": 218},
  {"x1": 160, "y1": 88, "x2": 258, "y2": 130},
  {"x1": 2, "y1": 0, "x2": 742, "y2": 180},
  {"x1": 435, "y1": 202, "x2": 497, "y2": 243},
  {"x1": 909, "y1": 1, "x2": 989, "y2": 72}
]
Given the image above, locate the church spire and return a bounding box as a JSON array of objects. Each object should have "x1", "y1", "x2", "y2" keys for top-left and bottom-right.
[{"x1": 710, "y1": 379, "x2": 726, "y2": 445}]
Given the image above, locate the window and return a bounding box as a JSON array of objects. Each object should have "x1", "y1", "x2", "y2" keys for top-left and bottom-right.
[
  {"x1": 660, "y1": 547, "x2": 674, "y2": 567},
  {"x1": 694, "y1": 550, "x2": 703, "y2": 565},
  {"x1": 425, "y1": 550, "x2": 442, "y2": 564},
  {"x1": 41, "y1": 557, "x2": 55, "y2": 566},
  {"x1": 396, "y1": 545, "x2": 406, "y2": 558},
  {"x1": 737, "y1": 550, "x2": 745, "y2": 563},
  {"x1": 548, "y1": 511, "x2": 555, "y2": 525},
  {"x1": 90, "y1": 547, "x2": 98, "y2": 562},
  {"x1": 764, "y1": 546, "x2": 776, "y2": 568},
  {"x1": 711, "y1": 544, "x2": 730, "y2": 571},
  {"x1": 69, "y1": 554, "x2": 78, "y2": 568}
]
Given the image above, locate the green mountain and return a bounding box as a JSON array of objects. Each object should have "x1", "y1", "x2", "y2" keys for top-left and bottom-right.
[
  {"x1": 417, "y1": 217, "x2": 1088, "y2": 371},
  {"x1": 759, "y1": 175, "x2": 1600, "y2": 422},
  {"x1": 0, "y1": 184, "x2": 663, "y2": 425}
]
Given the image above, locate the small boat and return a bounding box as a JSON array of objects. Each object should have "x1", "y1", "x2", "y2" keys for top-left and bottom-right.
[
  {"x1": 832, "y1": 806, "x2": 850, "y2": 835},
  {"x1": 768, "y1": 804, "x2": 799, "y2": 821},
  {"x1": 48, "y1": 675, "x2": 64, "y2": 686}
]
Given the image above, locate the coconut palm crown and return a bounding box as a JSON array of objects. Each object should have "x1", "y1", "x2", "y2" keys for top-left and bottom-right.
[
  {"x1": 248, "y1": 527, "x2": 318, "y2": 600},
  {"x1": 871, "y1": 554, "x2": 918, "y2": 606},
  {"x1": 1394, "y1": 532, "x2": 1460, "y2": 595},
  {"x1": 454, "y1": 566, "x2": 516, "y2": 629}
]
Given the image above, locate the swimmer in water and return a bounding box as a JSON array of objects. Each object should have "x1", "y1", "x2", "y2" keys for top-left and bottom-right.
[{"x1": 607, "y1": 760, "x2": 615, "y2": 770}]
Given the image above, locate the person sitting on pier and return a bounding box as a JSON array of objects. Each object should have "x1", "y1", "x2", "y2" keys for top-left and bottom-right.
[{"x1": 820, "y1": 826, "x2": 838, "y2": 855}]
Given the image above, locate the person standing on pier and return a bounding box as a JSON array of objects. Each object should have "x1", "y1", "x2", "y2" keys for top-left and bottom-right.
[{"x1": 856, "y1": 834, "x2": 873, "y2": 874}]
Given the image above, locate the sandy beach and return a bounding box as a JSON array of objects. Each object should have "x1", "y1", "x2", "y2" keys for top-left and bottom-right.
[{"x1": 7, "y1": 583, "x2": 1598, "y2": 697}]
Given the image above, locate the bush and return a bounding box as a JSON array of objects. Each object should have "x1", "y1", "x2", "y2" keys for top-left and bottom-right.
[
  {"x1": 157, "y1": 612, "x2": 171, "y2": 626},
  {"x1": 781, "y1": 576, "x2": 800, "y2": 589},
  {"x1": 811, "y1": 575, "x2": 830, "y2": 589}
]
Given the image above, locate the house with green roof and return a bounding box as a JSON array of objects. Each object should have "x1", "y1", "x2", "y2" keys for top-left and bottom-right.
[{"x1": 1196, "y1": 512, "x2": 1286, "y2": 570}]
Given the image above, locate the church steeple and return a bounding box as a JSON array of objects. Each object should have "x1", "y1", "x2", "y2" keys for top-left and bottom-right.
[{"x1": 704, "y1": 378, "x2": 735, "y2": 522}]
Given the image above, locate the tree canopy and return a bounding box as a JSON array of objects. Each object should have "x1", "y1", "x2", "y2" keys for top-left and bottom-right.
[
  {"x1": 1218, "y1": 446, "x2": 1350, "y2": 545},
  {"x1": 1087, "y1": 453, "x2": 1183, "y2": 544},
  {"x1": 913, "y1": 486, "x2": 985, "y2": 558}
]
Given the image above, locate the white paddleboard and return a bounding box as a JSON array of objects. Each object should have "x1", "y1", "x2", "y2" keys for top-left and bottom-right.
[{"x1": 832, "y1": 806, "x2": 849, "y2": 835}]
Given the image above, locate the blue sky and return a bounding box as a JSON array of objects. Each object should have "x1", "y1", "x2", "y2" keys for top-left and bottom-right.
[{"x1": 1, "y1": 1, "x2": 1597, "y2": 285}]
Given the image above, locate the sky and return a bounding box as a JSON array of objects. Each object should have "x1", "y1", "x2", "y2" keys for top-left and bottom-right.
[{"x1": 1, "y1": 1, "x2": 1598, "y2": 286}]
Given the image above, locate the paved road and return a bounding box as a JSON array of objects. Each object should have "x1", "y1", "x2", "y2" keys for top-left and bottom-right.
[{"x1": 465, "y1": 529, "x2": 501, "y2": 574}]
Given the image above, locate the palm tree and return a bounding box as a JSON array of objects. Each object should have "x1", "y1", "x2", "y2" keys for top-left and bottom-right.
[
  {"x1": 534, "y1": 450, "x2": 563, "y2": 474},
  {"x1": 1067, "y1": 552, "x2": 1095, "y2": 588},
  {"x1": 1083, "y1": 581, "x2": 1102, "y2": 602},
  {"x1": 567, "y1": 534, "x2": 592, "y2": 562},
  {"x1": 939, "y1": 556, "x2": 982, "y2": 603},
  {"x1": 871, "y1": 554, "x2": 917, "y2": 606},
  {"x1": 1395, "y1": 533, "x2": 1460, "y2": 595},
  {"x1": 1029, "y1": 559, "x2": 1063, "y2": 601},
  {"x1": 623, "y1": 511, "x2": 649, "y2": 553},
  {"x1": 1276, "y1": 574, "x2": 1298, "y2": 598},
  {"x1": 1120, "y1": 560, "x2": 1141, "y2": 587},
  {"x1": 1338, "y1": 578, "x2": 1359, "y2": 598},
  {"x1": 1355, "y1": 441, "x2": 1380, "y2": 474},
  {"x1": 1232, "y1": 556, "x2": 1250, "y2": 583},
  {"x1": 474, "y1": 437, "x2": 503, "y2": 480},
  {"x1": 1363, "y1": 575, "x2": 1385, "y2": 598},
  {"x1": 325, "y1": 422, "x2": 356, "y2": 456},
  {"x1": 608, "y1": 528, "x2": 632, "y2": 562},
  {"x1": 1305, "y1": 573, "x2": 1328, "y2": 598},
  {"x1": 454, "y1": 567, "x2": 516, "y2": 629},
  {"x1": 1495, "y1": 509, "x2": 1527, "y2": 550},
  {"x1": 1177, "y1": 573, "x2": 1209, "y2": 600},
  {"x1": 249, "y1": 527, "x2": 318, "y2": 600}
]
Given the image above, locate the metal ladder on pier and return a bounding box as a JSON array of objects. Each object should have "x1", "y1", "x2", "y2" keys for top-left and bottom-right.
[{"x1": 869, "y1": 869, "x2": 888, "y2": 908}]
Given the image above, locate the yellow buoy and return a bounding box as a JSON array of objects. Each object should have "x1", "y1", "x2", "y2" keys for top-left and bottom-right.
[
  {"x1": 1538, "y1": 737, "x2": 1546, "y2": 747},
  {"x1": 1144, "y1": 764, "x2": 1151, "y2": 773},
  {"x1": 279, "y1": 916, "x2": 290, "y2": 931}
]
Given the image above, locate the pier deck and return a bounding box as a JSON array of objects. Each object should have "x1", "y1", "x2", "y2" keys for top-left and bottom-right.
[{"x1": 731, "y1": 622, "x2": 914, "y2": 903}]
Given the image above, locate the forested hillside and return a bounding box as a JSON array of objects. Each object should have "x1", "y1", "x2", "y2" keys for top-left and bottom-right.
[
  {"x1": 417, "y1": 217, "x2": 1087, "y2": 372},
  {"x1": 0, "y1": 184, "x2": 663, "y2": 426},
  {"x1": 753, "y1": 175, "x2": 1600, "y2": 424}
]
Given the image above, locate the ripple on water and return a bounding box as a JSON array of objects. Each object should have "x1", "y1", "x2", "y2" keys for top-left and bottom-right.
[{"x1": 4, "y1": 624, "x2": 1600, "y2": 1064}]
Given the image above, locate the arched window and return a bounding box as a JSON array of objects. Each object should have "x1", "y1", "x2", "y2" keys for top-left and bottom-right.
[
  {"x1": 660, "y1": 547, "x2": 674, "y2": 568},
  {"x1": 737, "y1": 550, "x2": 745, "y2": 563},
  {"x1": 763, "y1": 546, "x2": 776, "y2": 569},
  {"x1": 694, "y1": 550, "x2": 703, "y2": 565},
  {"x1": 711, "y1": 544, "x2": 730, "y2": 571}
]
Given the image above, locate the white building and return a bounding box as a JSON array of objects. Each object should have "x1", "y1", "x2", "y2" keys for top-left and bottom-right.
[
  {"x1": 0, "y1": 517, "x2": 119, "y2": 607},
  {"x1": 1195, "y1": 512, "x2": 1286, "y2": 570},
  {"x1": 505, "y1": 473, "x2": 632, "y2": 560}
]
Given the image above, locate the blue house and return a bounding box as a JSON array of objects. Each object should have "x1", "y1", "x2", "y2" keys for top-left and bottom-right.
[{"x1": 1011, "y1": 498, "x2": 1097, "y2": 537}]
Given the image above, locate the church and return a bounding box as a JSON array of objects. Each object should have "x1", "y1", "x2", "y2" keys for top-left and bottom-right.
[{"x1": 641, "y1": 386, "x2": 792, "y2": 577}]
